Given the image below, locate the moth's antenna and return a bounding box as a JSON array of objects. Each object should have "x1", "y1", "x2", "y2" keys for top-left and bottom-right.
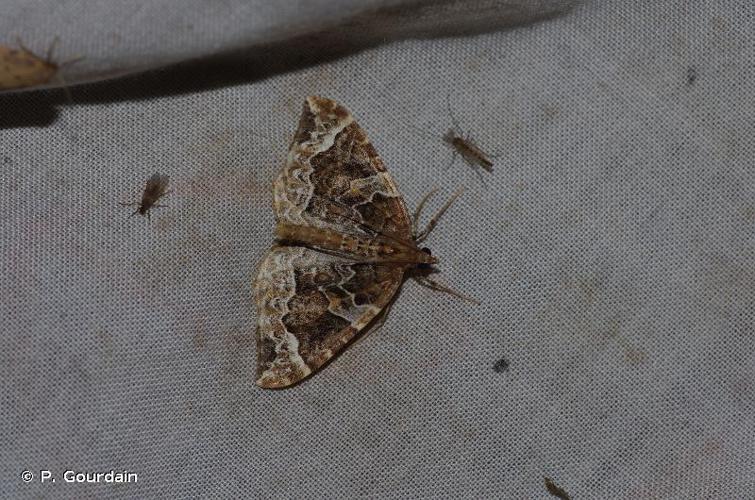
[
  {"x1": 416, "y1": 187, "x2": 464, "y2": 244},
  {"x1": 412, "y1": 187, "x2": 440, "y2": 236}
]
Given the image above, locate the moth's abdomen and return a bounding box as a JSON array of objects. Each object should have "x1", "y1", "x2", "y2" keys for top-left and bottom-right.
[
  {"x1": 275, "y1": 222, "x2": 430, "y2": 264},
  {"x1": 276, "y1": 223, "x2": 384, "y2": 257},
  {"x1": 338, "y1": 233, "x2": 382, "y2": 256}
]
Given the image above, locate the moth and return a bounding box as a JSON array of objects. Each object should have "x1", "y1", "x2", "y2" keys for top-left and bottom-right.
[
  {"x1": 120, "y1": 173, "x2": 170, "y2": 217},
  {"x1": 254, "y1": 96, "x2": 475, "y2": 389},
  {"x1": 0, "y1": 38, "x2": 78, "y2": 91}
]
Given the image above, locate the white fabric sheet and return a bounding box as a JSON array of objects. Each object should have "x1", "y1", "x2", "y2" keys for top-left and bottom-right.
[{"x1": 1, "y1": 0, "x2": 753, "y2": 498}]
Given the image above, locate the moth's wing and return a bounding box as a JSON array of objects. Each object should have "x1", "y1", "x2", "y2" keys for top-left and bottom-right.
[
  {"x1": 274, "y1": 96, "x2": 413, "y2": 241},
  {"x1": 254, "y1": 245, "x2": 404, "y2": 388},
  {"x1": 0, "y1": 46, "x2": 57, "y2": 90}
]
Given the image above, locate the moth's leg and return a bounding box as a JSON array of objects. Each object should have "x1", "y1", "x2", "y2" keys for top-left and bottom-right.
[
  {"x1": 412, "y1": 187, "x2": 440, "y2": 237},
  {"x1": 415, "y1": 188, "x2": 464, "y2": 243},
  {"x1": 413, "y1": 275, "x2": 480, "y2": 305}
]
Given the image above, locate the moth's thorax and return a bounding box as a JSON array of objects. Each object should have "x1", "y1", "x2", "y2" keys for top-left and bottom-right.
[{"x1": 275, "y1": 222, "x2": 435, "y2": 264}]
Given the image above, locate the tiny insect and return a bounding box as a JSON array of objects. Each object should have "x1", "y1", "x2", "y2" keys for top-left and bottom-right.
[
  {"x1": 443, "y1": 94, "x2": 495, "y2": 179},
  {"x1": 544, "y1": 477, "x2": 571, "y2": 500},
  {"x1": 120, "y1": 173, "x2": 171, "y2": 218},
  {"x1": 0, "y1": 37, "x2": 79, "y2": 91},
  {"x1": 492, "y1": 357, "x2": 509, "y2": 373},
  {"x1": 686, "y1": 66, "x2": 697, "y2": 86}
]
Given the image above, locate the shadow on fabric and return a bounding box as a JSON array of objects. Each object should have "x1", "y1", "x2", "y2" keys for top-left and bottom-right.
[{"x1": 0, "y1": 0, "x2": 578, "y2": 129}]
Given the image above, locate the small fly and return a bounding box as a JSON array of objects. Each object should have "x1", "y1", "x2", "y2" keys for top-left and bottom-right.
[
  {"x1": 443, "y1": 94, "x2": 495, "y2": 180},
  {"x1": 120, "y1": 173, "x2": 170, "y2": 218}
]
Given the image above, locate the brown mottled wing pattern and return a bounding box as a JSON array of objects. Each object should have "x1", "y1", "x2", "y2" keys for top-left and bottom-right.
[
  {"x1": 273, "y1": 96, "x2": 412, "y2": 241},
  {"x1": 255, "y1": 96, "x2": 410, "y2": 388},
  {"x1": 255, "y1": 246, "x2": 403, "y2": 388}
]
